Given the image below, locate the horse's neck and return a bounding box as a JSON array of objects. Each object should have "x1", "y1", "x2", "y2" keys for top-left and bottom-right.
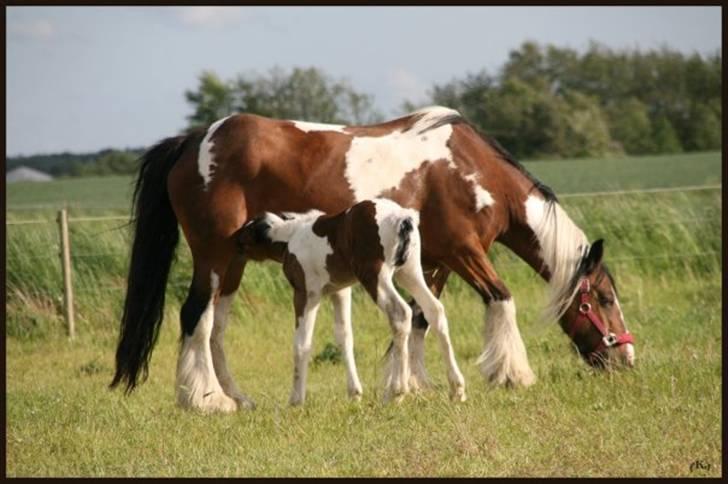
[{"x1": 499, "y1": 192, "x2": 589, "y2": 301}]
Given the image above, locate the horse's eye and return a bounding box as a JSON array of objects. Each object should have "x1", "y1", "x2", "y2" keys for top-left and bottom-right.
[{"x1": 599, "y1": 297, "x2": 614, "y2": 307}]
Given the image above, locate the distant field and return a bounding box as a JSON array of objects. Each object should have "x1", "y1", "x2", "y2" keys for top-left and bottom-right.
[
  {"x1": 5, "y1": 151, "x2": 722, "y2": 212},
  {"x1": 5, "y1": 151, "x2": 722, "y2": 477},
  {"x1": 526, "y1": 151, "x2": 721, "y2": 194},
  {"x1": 6, "y1": 175, "x2": 134, "y2": 212}
]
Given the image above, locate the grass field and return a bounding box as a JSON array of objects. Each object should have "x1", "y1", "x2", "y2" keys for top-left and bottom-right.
[{"x1": 5, "y1": 151, "x2": 723, "y2": 477}]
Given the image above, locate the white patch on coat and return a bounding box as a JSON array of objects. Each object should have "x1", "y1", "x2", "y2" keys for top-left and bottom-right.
[
  {"x1": 344, "y1": 106, "x2": 460, "y2": 201},
  {"x1": 292, "y1": 120, "x2": 347, "y2": 133},
  {"x1": 176, "y1": 270, "x2": 237, "y2": 413},
  {"x1": 373, "y1": 198, "x2": 420, "y2": 267},
  {"x1": 265, "y1": 211, "x2": 334, "y2": 293},
  {"x1": 198, "y1": 116, "x2": 232, "y2": 189},
  {"x1": 476, "y1": 298, "x2": 535, "y2": 387},
  {"x1": 524, "y1": 195, "x2": 589, "y2": 322},
  {"x1": 463, "y1": 173, "x2": 495, "y2": 211}
]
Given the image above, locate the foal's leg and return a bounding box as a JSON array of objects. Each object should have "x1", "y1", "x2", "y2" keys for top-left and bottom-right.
[
  {"x1": 177, "y1": 261, "x2": 238, "y2": 413},
  {"x1": 331, "y1": 287, "x2": 363, "y2": 400},
  {"x1": 396, "y1": 265, "x2": 466, "y2": 402},
  {"x1": 445, "y1": 240, "x2": 535, "y2": 387},
  {"x1": 210, "y1": 257, "x2": 256, "y2": 409},
  {"x1": 408, "y1": 265, "x2": 450, "y2": 391},
  {"x1": 369, "y1": 270, "x2": 413, "y2": 402},
  {"x1": 289, "y1": 289, "x2": 322, "y2": 406}
]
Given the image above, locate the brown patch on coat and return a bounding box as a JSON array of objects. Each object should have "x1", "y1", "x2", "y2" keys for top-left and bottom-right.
[
  {"x1": 311, "y1": 201, "x2": 386, "y2": 299},
  {"x1": 282, "y1": 252, "x2": 307, "y2": 329}
]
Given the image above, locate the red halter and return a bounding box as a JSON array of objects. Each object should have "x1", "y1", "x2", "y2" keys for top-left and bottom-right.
[{"x1": 568, "y1": 279, "x2": 634, "y2": 355}]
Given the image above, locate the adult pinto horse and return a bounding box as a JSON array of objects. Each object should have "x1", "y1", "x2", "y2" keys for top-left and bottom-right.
[{"x1": 110, "y1": 106, "x2": 635, "y2": 412}]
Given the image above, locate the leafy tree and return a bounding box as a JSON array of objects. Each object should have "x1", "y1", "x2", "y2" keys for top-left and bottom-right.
[
  {"x1": 651, "y1": 116, "x2": 683, "y2": 154},
  {"x1": 606, "y1": 98, "x2": 655, "y2": 154},
  {"x1": 683, "y1": 103, "x2": 721, "y2": 151},
  {"x1": 185, "y1": 67, "x2": 381, "y2": 128},
  {"x1": 561, "y1": 90, "x2": 616, "y2": 158},
  {"x1": 411, "y1": 41, "x2": 721, "y2": 159},
  {"x1": 185, "y1": 71, "x2": 236, "y2": 128}
]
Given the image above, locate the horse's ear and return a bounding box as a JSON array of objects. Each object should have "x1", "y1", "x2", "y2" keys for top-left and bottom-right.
[{"x1": 584, "y1": 239, "x2": 604, "y2": 274}]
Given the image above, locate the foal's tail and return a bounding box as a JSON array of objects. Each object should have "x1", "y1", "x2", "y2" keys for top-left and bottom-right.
[
  {"x1": 394, "y1": 216, "x2": 416, "y2": 266},
  {"x1": 110, "y1": 134, "x2": 188, "y2": 394}
]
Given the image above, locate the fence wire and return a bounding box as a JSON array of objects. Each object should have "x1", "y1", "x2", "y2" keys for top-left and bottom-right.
[{"x1": 6, "y1": 185, "x2": 722, "y2": 305}]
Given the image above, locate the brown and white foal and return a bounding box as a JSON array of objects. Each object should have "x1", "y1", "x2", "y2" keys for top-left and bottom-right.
[{"x1": 236, "y1": 198, "x2": 466, "y2": 405}]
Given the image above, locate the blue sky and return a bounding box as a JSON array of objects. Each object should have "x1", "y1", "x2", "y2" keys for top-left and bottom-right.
[{"x1": 6, "y1": 6, "x2": 721, "y2": 156}]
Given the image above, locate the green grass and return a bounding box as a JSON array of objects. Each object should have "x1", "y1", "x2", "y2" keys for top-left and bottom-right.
[{"x1": 5, "y1": 152, "x2": 723, "y2": 477}]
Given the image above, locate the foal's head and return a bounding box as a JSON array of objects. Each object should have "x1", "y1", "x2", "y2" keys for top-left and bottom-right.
[
  {"x1": 235, "y1": 213, "x2": 288, "y2": 262},
  {"x1": 558, "y1": 240, "x2": 635, "y2": 369}
]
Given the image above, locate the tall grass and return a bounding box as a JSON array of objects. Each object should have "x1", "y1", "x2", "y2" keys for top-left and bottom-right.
[{"x1": 6, "y1": 189, "x2": 721, "y2": 341}]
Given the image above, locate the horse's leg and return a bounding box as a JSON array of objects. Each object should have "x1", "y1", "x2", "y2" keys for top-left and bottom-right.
[
  {"x1": 176, "y1": 256, "x2": 238, "y2": 413},
  {"x1": 408, "y1": 265, "x2": 450, "y2": 391},
  {"x1": 331, "y1": 287, "x2": 363, "y2": 400},
  {"x1": 370, "y1": 271, "x2": 412, "y2": 402},
  {"x1": 444, "y1": 240, "x2": 535, "y2": 388},
  {"x1": 289, "y1": 288, "x2": 322, "y2": 406},
  {"x1": 396, "y1": 265, "x2": 466, "y2": 402},
  {"x1": 210, "y1": 256, "x2": 256, "y2": 409}
]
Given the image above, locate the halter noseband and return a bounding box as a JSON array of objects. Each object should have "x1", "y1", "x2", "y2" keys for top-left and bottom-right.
[{"x1": 568, "y1": 279, "x2": 634, "y2": 356}]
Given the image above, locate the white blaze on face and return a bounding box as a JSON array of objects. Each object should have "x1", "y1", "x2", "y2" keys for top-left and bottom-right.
[
  {"x1": 198, "y1": 115, "x2": 233, "y2": 189},
  {"x1": 291, "y1": 120, "x2": 347, "y2": 133},
  {"x1": 344, "y1": 106, "x2": 459, "y2": 201},
  {"x1": 615, "y1": 295, "x2": 635, "y2": 366},
  {"x1": 463, "y1": 173, "x2": 495, "y2": 211}
]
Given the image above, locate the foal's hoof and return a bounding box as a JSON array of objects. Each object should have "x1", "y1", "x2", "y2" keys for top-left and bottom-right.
[
  {"x1": 408, "y1": 372, "x2": 433, "y2": 392},
  {"x1": 450, "y1": 386, "x2": 467, "y2": 402}
]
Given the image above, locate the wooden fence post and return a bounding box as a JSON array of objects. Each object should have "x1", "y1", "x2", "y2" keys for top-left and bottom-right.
[{"x1": 57, "y1": 208, "x2": 75, "y2": 339}]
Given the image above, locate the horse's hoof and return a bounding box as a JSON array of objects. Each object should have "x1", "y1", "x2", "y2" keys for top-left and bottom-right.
[
  {"x1": 486, "y1": 369, "x2": 536, "y2": 388},
  {"x1": 201, "y1": 391, "x2": 239, "y2": 413},
  {"x1": 233, "y1": 394, "x2": 257, "y2": 410}
]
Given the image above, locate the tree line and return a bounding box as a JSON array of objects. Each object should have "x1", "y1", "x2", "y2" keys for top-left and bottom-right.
[
  {"x1": 7, "y1": 41, "x2": 720, "y2": 177},
  {"x1": 416, "y1": 41, "x2": 721, "y2": 159}
]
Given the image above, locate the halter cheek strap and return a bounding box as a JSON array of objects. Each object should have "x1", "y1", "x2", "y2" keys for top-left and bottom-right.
[{"x1": 569, "y1": 279, "x2": 634, "y2": 355}]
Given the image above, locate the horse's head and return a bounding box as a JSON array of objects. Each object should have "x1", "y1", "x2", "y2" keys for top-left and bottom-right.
[{"x1": 559, "y1": 239, "x2": 635, "y2": 369}]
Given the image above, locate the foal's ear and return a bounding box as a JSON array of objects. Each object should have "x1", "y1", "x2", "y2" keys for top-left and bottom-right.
[{"x1": 584, "y1": 239, "x2": 604, "y2": 274}]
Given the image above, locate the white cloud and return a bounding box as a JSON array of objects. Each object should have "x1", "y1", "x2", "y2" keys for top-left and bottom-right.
[
  {"x1": 9, "y1": 19, "x2": 55, "y2": 40},
  {"x1": 175, "y1": 7, "x2": 243, "y2": 29},
  {"x1": 388, "y1": 67, "x2": 428, "y2": 104}
]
